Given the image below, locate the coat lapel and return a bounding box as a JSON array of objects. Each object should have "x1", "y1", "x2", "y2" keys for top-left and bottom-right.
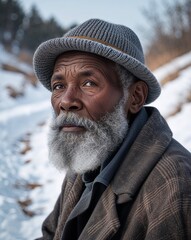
[
  {"x1": 79, "y1": 185, "x2": 120, "y2": 240},
  {"x1": 54, "y1": 173, "x2": 84, "y2": 240},
  {"x1": 111, "y1": 107, "x2": 172, "y2": 200}
]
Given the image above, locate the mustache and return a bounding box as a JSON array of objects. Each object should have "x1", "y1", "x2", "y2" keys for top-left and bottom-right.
[{"x1": 50, "y1": 112, "x2": 98, "y2": 132}]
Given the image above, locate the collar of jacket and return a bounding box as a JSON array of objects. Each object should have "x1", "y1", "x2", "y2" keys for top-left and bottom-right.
[{"x1": 110, "y1": 106, "x2": 173, "y2": 204}]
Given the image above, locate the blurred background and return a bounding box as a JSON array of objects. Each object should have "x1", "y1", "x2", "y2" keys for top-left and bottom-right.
[{"x1": 0, "y1": 0, "x2": 191, "y2": 239}]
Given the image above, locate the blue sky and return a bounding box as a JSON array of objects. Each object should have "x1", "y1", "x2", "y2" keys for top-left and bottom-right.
[{"x1": 21, "y1": 0, "x2": 176, "y2": 49}]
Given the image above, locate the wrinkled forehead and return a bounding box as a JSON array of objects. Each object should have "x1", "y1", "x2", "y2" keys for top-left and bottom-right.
[{"x1": 52, "y1": 50, "x2": 121, "y2": 88}]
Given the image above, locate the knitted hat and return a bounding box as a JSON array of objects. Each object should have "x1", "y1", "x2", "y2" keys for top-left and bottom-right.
[{"x1": 33, "y1": 18, "x2": 161, "y2": 104}]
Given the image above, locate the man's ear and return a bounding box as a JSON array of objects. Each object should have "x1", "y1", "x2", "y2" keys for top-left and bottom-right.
[{"x1": 126, "y1": 81, "x2": 148, "y2": 114}]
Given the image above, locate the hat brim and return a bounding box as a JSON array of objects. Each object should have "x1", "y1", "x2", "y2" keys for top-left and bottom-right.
[{"x1": 33, "y1": 37, "x2": 161, "y2": 104}]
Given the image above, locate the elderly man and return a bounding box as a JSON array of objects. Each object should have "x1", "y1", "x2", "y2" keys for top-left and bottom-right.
[{"x1": 33, "y1": 19, "x2": 191, "y2": 240}]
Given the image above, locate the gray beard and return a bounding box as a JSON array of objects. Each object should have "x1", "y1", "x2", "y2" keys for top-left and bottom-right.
[{"x1": 48, "y1": 99, "x2": 129, "y2": 174}]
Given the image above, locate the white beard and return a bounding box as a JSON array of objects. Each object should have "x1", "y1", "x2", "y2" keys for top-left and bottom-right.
[{"x1": 48, "y1": 99, "x2": 129, "y2": 174}]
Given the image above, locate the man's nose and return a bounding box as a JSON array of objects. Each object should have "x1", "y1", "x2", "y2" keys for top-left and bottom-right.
[{"x1": 59, "y1": 87, "x2": 82, "y2": 112}]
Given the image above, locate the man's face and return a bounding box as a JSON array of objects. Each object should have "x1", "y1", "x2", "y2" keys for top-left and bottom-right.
[
  {"x1": 51, "y1": 51, "x2": 124, "y2": 128},
  {"x1": 48, "y1": 51, "x2": 129, "y2": 173}
]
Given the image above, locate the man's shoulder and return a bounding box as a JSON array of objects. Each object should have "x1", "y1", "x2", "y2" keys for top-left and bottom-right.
[
  {"x1": 162, "y1": 138, "x2": 191, "y2": 173},
  {"x1": 145, "y1": 138, "x2": 191, "y2": 194},
  {"x1": 165, "y1": 138, "x2": 190, "y2": 173}
]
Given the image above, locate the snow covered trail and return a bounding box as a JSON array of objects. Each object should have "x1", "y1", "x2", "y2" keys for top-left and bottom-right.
[
  {"x1": 0, "y1": 83, "x2": 63, "y2": 239},
  {"x1": 0, "y1": 48, "x2": 64, "y2": 239},
  {"x1": 152, "y1": 66, "x2": 191, "y2": 118},
  {"x1": 0, "y1": 100, "x2": 51, "y2": 144},
  {"x1": 154, "y1": 51, "x2": 191, "y2": 83},
  {"x1": 0, "y1": 100, "x2": 50, "y2": 122},
  {"x1": 0, "y1": 100, "x2": 48, "y2": 240}
]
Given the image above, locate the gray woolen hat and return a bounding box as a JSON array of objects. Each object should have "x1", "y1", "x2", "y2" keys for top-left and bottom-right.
[{"x1": 33, "y1": 18, "x2": 161, "y2": 104}]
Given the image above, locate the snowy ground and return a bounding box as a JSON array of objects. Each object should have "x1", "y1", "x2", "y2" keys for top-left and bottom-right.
[
  {"x1": 0, "y1": 46, "x2": 63, "y2": 240},
  {"x1": 0, "y1": 46, "x2": 191, "y2": 240}
]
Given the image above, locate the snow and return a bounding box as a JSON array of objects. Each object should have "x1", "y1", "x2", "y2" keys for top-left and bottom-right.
[
  {"x1": 0, "y1": 47, "x2": 63, "y2": 240},
  {"x1": 152, "y1": 66, "x2": 191, "y2": 118},
  {"x1": 0, "y1": 45, "x2": 33, "y2": 75},
  {"x1": 153, "y1": 51, "x2": 191, "y2": 83},
  {"x1": 167, "y1": 103, "x2": 191, "y2": 150},
  {"x1": 0, "y1": 47, "x2": 191, "y2": 240}
]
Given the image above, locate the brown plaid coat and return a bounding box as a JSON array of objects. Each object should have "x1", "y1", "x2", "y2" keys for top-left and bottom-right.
[{"x1": 36, "y1": 108, "x2": 191, "y2": 240}]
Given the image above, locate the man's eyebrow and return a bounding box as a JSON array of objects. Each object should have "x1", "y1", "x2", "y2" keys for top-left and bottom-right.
[
  {"x1": 51, "y1": 69, "x2": 94, "y2": 82},
  {"x1": 78, "y1": 69, "x2": 94, "y2": 77},
  {"x1": 51, "y1": 73, "x2": 64, "y2": 82}
]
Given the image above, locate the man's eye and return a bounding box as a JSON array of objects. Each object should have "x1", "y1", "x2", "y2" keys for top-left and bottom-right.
[
  {"x1": 84, "y1": 81, "x2": 97, "y2": 87},
  {"x1": 52, "y1": 84, "x2": 64, "y2": 90}
]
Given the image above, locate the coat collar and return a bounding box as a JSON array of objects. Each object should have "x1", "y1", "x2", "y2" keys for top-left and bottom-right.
[
  {"x1": 111, "y1": 107, "x2": 172, "y2": 202},
  {"x1": 78, "y1": 185, "x2": 120, "y2": 240}
]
